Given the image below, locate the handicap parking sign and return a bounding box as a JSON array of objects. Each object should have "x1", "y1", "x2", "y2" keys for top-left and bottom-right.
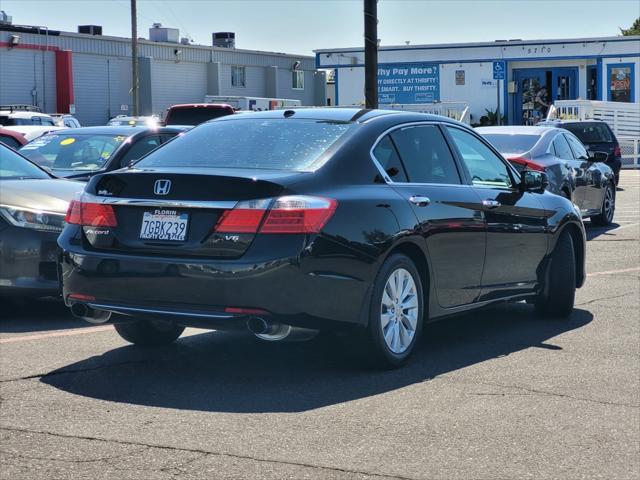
[{"x1": 493, "y1": 61, "x2": 506, "y2": 80}]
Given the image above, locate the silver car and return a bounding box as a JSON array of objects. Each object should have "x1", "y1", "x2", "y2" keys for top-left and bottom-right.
[{"x1": 0, "y1": 144, "x2": 83, "y2": 298}]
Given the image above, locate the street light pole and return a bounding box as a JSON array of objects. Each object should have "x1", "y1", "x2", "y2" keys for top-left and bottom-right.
[
  {"x1": 131, "y1": 0, "x2": 139, "y2": 116},
  {"x1": 364, "y1": 0, "x2": 378, "y2": 109}
]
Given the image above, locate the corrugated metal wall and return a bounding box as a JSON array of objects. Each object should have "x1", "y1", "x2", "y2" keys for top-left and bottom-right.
[
  {"x1": 277, "y1": 68, "x2": 317, "y2": 104},
  {"x1": 73, "y1": 54, "x2": 132, "y2": 125},
  {"x1": 152, "y1": 60, "x2": 207, "y2": 113},
  {"x1": 0, "y1": 29, "x2": 323, "y2": 125},
  {"x1": 0, "y1": 48, "x2": 56, "y2": 112},
  {"x1": 220, "y1": 65, "x2": 266, "y2": 97}
]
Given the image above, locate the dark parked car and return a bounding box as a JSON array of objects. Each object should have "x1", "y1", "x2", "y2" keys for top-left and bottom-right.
[
  {"x1": 163, "y1": 103, "x2": 234, "y2": 126},
  {"x1": 18, "y1": 126, "x2": 188, "y2": 181},
  {"x1": 59, "y1": 109, "x2": 586, "y2": 368},
  {"x1": 0, "y1": 144, "x2": 84, "y2": 298},
  {"x1": 538, "y1": 119, "x2": 622, "y2": 185},
  {"x1": 477, "y1": 126, "x2": 616, "y2": 225}
]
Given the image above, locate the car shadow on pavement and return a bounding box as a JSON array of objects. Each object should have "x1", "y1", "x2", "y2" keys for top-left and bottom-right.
[
  {"x1": 0, "y1": 299, "x2": 81, "y2": 333},
  {"x1": 41, "y1": 303, "x2": 593, "y2": 413},
  {"x1": 584, "y1": 222, "x2": 623, "y2": 241}
]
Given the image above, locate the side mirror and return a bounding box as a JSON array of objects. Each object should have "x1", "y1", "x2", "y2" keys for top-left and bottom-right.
[
  {"x1": 589, "y1": 151, "x2": 608, "y2": 162},
  {"x1": 521, "y1": 169, "x2": 549, "y2": 192}
]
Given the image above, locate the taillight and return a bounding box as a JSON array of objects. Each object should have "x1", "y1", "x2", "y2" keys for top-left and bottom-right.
[
  {"x1": 261, "y1": 196, "x2": 337, "y2": 233},
  {"x1": 215, "y1": 196, "x2": 337, "y2": 235},
  {"x1": 614, "y1": 145, "x2": 621, "y2": 157},
  {"x1": 215, "y1": 199, "x2": 270, "y2": 233},
  {"x1": 508, "y1": 157, "x2": 545, "y2": 172},
  {"x1": 65, "y1": 199, "x2": 117, "y2": 227}
]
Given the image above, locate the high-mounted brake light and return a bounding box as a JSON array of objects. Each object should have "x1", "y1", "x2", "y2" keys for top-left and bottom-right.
[
  {"x1": 65, "y1": 199, "x2": 117, "y2": 227},
  {"x1": 214, "y1": 196, "x2": 337, "y2": 235}
]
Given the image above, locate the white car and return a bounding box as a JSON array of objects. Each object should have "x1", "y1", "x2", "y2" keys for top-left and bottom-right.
[{"x1": 0, "y1": 107, "x2": 64, "y2": 141}]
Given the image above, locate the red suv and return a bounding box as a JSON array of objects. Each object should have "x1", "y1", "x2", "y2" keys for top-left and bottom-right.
[{"x1": 164, "y1": 103, "x2": 234, "y2": 126}]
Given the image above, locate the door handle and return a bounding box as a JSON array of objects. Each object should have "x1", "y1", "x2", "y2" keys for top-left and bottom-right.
[
  {"x1": 482, "y1": 199, "x2": 501, "y2": 209},
  {"x1": 409, "y1": 195, "x2": 431, "y2": 207}
]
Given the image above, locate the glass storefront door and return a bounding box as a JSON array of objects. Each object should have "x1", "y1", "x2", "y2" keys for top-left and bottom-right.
[{"x1": 513, "y1": 67, "x2": 578, "y2": 125}]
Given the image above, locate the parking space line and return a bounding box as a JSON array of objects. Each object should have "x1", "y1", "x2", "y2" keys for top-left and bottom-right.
[
  {"x1": 0, "y1": 326, "x2": 113, "y2": 344},
  {"x1": 587, "y1": 267, "x2": 640, "y2": 277}
]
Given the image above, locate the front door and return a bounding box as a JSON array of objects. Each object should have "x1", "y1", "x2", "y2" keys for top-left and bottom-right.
[
  {"x1": 552, "y1": 68, "x2": 578, "y2": 102},
  {"x1": 373, "y1": 124, "x2": 486, "y2": 308},
  {"x1": 444, "y1": 125, "x2": 550, "y2": 299},
  {"x1": 513, "y1": 68, "x2": 547, "y2": 125}
]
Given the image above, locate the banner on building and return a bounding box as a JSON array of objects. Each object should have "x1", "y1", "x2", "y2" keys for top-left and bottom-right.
[{"x1": 378, "y1": 63, "x2": 440, "y2": 104}]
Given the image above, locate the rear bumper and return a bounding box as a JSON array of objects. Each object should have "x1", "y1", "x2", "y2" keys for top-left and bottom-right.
[
  {"x1": 58, "y1": 233, "x2": 372, "y2": 330},
  {"x1": 0, "y1": 225, "x2": 60, "y2": 298}
]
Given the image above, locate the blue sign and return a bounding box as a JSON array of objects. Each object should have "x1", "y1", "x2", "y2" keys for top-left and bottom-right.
[
  {"x1": 378, "y1": 63, "x2": 440, "y2": 104},
  {"x1": 493, "y1": 61, "x2": 506, "y2": 80}
]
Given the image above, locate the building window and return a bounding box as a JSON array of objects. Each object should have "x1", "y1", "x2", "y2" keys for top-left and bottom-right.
[
  {"x1": 231, "y1": 66, "x2": 245, "y2": 87},
  {"x1": 607, "y1": 63, "x2": 634, "y2": 103},
  {"x1": 292, "y1": 70, "x2": 304, "y2": 90}
]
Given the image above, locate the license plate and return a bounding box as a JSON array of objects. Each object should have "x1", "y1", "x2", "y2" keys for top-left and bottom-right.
[{"x1": 139, "y1": 209, "x2": 188, "y2": 242}]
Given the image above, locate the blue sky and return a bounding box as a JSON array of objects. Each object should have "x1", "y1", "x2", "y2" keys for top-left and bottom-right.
[{"x1": 1, "y1": 0, "x2": 638, "y2": 55}]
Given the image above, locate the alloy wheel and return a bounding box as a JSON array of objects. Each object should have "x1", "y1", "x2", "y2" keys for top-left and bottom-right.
[
  {"x1": 380, "y1": 268, "x2": 419, "y2": 354},
  {"x1": 603, "y1": 186, "x2": 614, "y2": 222}
]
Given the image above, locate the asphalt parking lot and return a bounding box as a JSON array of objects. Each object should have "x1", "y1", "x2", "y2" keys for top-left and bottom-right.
[{"x1": 1, "y1": 171, "x2": 639, "y2": 480}]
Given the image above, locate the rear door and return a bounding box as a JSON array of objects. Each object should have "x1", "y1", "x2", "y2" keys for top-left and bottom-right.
[
  {"x1": 444, "y1": 125, "x2": 549, "y2": 300},
  {"x1": 565, "y1": 132, "x2": 603, "y2": 214},
  {"x1": 374, "y1": 123, "x2": 486, "y2": 308},
  {"x1": 552, "y1": 132, "x2": 587, "y2": 208}
]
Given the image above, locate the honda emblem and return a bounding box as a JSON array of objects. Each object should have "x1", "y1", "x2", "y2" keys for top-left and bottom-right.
[{"x1": 154, "y1": 179, "x2": 172, "y2": 195}]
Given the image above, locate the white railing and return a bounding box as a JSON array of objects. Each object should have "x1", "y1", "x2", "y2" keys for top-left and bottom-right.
[
  {"x1": 547, "y1": 100, "x2": 640, "y2": 137},
  {"x1": 547, "y1": 100, "x2": 640, "y2": 169},
  {"x1": 382, "y1": 102, "x2": 471, "y2": 124},
  {"x1": 619, "y1": 136, "x2": 640, "y2": 169}
]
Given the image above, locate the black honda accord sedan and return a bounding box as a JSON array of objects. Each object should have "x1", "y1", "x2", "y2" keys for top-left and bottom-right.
[{"x1": 58, "y1": 108, "x2": 586, "y2": 367}]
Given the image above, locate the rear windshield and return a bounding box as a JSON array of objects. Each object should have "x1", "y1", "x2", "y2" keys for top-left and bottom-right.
[
  {"x1": 563, "y1": 123, "x2": 613, "y2": 143},
  {"x1": 19, "y1": 133, "x2": 127, "y2": 172},
  {"x1": 481, "y1": 134, "x2": 541, "y2": 154},
  {"x1": 165, "y1": 107, "x2": 232, "y2": 126},
  {"x1": 136, "y1": 119, "x2": 354, "y2": 171},
  {"x1": 0, "y1": 145, "x2": 50, "y2": 179}
]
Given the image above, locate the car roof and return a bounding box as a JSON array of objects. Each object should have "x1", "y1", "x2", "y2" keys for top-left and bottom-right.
[
  {"x1": 539, "y1": 119, "x2": 607, "y2": 125},
  {"x1": 46, "y1": 125, "x2": 187, "y2": 135},
  {"x1": 168, "y1": 103, "x2": 233, "y2": 109},
  {"x1": 476, "y1": 125, "x2": 558, "y2": 136},
  {"x1": 0, "y1": 111, "x2": 53, "y2": 118},
  {"x1": 214, "y1": 107, "x2": 459, "y2": 124}
]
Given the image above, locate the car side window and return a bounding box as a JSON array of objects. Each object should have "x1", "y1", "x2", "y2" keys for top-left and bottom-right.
[
  {"x1": 552, "y1": 134, "x2": 574, "y2": 161},
  {"x1": 390, "y1": 125, "x2": 461, "y2": 184},
  {"x1": 372, "y1": 135, "x2": 408, "y2": 182},
  {"x1": 119, "y1": 135, "x2": 162, "y2": 167},
  {"x1": 565, "y1": 133, "x2": 589, "y2": 160},
  {"x1": 446, "y1": 127, "x2": 512, "y2": 188}
]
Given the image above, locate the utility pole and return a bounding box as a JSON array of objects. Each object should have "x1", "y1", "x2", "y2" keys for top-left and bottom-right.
[
  {"x1": 364, "y1": 0, "x2": 378, "y2": 109},
  {"x1": 130, "y1": 0, "x2": 139, "y2": 116}
]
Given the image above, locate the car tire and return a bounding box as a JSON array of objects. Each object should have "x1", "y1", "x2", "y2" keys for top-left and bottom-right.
[
  {"x1": 590, "y1": 182, "x2": 615, "y2": 226},
  {"x1": 535, "y1": 232, "x2": 575, "y2": 318},
  {"x1": 114, "y1": 319, "x2": 185, "y2": 346},
  {"x1": 361, "y1": 254, "x2": 424, "y2": 368}
]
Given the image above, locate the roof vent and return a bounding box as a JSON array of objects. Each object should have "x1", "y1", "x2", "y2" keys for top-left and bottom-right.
[
  {"x1": 78, "y1": 25, "x2": 102, "y2": 35},
  {"x1": 0, "y1": 10, "x2": 12, "y2": 25},
  {"x1": 212, "y1": 32, "x2": 235, "y2": 49},
  {"x1": 149, "y1": 23, "x2": 179, "y2": 43}
]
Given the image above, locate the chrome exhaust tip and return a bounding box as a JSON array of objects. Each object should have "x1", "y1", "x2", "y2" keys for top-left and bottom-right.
[
  {"x1": 246, "y1": 317, "x2": 318, "y2": 342},
  {"x1": 70, "y1": 303, "x2": 112, "y2": 324}
]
